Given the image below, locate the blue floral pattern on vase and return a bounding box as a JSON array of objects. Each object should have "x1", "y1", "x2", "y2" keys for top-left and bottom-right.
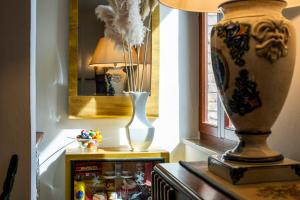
[
  {"x1": 211, "y1": 47, "x2": 229, "y2": 92},
  {"x1": 106, "y1": 74, "x2": 115, "y2": 96},
  {"x1": 213, "y1": 22, "x2": 251, "y2": 67},
  {"x1": 229, "y1": 69, "x2": 262, "y2": 116}
]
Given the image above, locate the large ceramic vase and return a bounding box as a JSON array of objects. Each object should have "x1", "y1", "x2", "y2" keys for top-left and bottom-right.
[
  {"x1": 105, "y1": 68, "x2": 127, "y2": 96},
  {"x1": 126, "y1": 92, "x2": 154, "y2": 151},
  {"x1": 211, "y1": 0, "x2": 296, "y2": 162}
]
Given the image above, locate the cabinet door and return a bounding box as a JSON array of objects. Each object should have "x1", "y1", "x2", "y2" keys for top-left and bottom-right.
[{"x1": 71, "y1": 158, "x2": 164, "y2": 200}]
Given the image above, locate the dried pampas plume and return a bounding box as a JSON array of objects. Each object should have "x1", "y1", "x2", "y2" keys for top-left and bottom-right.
[
  {"x1": 140, "y1": 0, "x2": 158, "y2": 21},
  {"x1": 126, "y1": 0, "x2": 146, "y2": 46},
  {"x1": 95, "y1": 5, "x2": 114, "y2": 23},
  {"x1": 109, "y1": 0, "x2": 119, "y2": 12},
  {"x1": 94, "y1": 0, "x2": 157, "y2": 91},
  {"x1": 112, "y1": 0, "x2": 146, "y2": 46},
  {"x1": 95, "y1": 5, "x2": 123, "y2": 48},
  {"x1": 140, "y1": 0, "x2": 150, "y2": 21},
  {"x1": 111, "y1": 0, "x2": 129, "y2": 36},
  {"x1": 149, "y1": 0, "x2": 158, "y2": 11}
]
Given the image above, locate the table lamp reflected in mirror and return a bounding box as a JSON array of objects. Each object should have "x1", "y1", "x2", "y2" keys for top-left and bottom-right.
[{"x1": 89, "y1": 37, "x2": 137, "y2": 96}]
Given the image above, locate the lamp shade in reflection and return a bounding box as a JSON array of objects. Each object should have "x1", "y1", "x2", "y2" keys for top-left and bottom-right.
[
  {"x1": 158, "y1": 0, "x2": 300, "y2": 12},
  {"x1": 89, "y1": 37, "x2": 137, "y2": 67}
]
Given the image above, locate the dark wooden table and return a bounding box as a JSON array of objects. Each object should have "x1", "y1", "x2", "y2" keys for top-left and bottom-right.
[{"x1": 152, "y1": 163, "x2": 232, "y2": 200}]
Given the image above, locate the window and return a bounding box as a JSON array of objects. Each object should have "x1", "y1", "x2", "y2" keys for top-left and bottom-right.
[{"x1": 199, "y1": 13, "x2": 238, "y2": 141}]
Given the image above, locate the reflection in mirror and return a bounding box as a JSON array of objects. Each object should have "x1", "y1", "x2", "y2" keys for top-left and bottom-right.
[
  {"x1": 68, "y1": 0, "x2": 159, "y2": 118},
  {"x1": 77, "y1": 0, "x2": 152, "y2": 96}
]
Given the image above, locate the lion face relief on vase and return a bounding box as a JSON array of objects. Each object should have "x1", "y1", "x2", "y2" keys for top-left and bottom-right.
[{"x1": 252, "y1": 18, "x2": 290, "y2": 63}]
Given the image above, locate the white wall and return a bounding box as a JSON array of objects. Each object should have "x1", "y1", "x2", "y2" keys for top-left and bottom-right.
[
  {"x1": 36, "y1": 0, "x2": 199, "y2": 199},
  {"x1": 269, "y1": 7, "x2": 300, "y2": 161},
  {"x1": 0, "y1": 0, "x2": 36, "y2": 199}
]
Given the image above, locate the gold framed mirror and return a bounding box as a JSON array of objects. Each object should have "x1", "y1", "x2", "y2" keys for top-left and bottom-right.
[{"x1": 68, "y1": 0, "x2": 159, "y2": 119}]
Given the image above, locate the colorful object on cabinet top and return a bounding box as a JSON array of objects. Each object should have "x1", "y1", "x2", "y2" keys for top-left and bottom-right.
[{"x1": 76, "y1": 130, "x2": 103, "y2": 149}]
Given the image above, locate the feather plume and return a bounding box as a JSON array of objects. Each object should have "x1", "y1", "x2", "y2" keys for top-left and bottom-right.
[
  {"x1": 112, "y1": 0, "x2": 146, "y2": 46},
  {"x1": 95, "y1": 5, "x2": 124, "y2": 48},
  {"x1": 149, "y1": 0, "x2": 158, "y2": 12},
  {"x1": 111, "y1": 0, "x2": 129, "y2": 36},
  {"x1": 126, "y1": 0, "x2": 146, "y2": 45},
  {"x1": 95, "y1": 5, "x2": 114, "y2": 23},
  {"x1": 95, "y1": 0, "x2": 157, "y2": 91},
  {"x1": 109, "y1": 0, "x2": 119, "y2": 12},
  {"x1": 140, "y1": 0, "x2": 150, "y2": 21}
]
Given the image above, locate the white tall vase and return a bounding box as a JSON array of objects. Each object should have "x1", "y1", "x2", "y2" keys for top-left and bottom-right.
[{"x1": 126, "y1": 92, "x2": 154, "y2": 151}]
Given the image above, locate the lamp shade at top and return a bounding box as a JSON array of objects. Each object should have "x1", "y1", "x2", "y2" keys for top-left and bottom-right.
[
  {"x1": 158, "y1": 0, "x2": 300, "y2": 12},
  {"x1": 89, "y1": 37, "x2": 137, "y2": 67},
  {"x1": 288, "y1": 0, "x2": 300, "y2": 7},
  {"x1": 158, "y1": 0, "x2": 223, "y2": 12}
]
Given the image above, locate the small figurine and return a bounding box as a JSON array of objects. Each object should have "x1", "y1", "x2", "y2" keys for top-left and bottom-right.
[
  {"x1": 92, "y1": 192, "x2": 106, "y2": 200},
  {"x1": 122, "y1": 178, "x2": 137, "y2": 190},
  {"x1": 134, "y1": 162, "x2": 145, "y2": 185},
  {"x1": 129, "y1": 192, "x2": 142, "y2": 200},
  {"x1": 74, "y1": 175, "x2": 85, "y2": 200}
]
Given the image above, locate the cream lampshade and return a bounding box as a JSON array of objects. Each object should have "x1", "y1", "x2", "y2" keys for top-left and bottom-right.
[
  {"x1": 158, "y1": 0, "x2": 300, "y2": 12},
  {"x1": 89, "y1": 37, "x2": 137, "y2": 68},
  {"x1": 89, "y1": 37, "x2": 138, "y2": 96},
  {"x1": 287, "y1": 0, "x2": 300, "y2": 7}
]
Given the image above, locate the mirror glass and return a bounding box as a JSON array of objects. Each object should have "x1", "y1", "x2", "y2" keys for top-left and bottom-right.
[
  {"x1": 68, "y1": 0, "x2": 159, "y2": 118},
  {"x1": 77, "y1": 0, "x2": 152, "y2": 96}
]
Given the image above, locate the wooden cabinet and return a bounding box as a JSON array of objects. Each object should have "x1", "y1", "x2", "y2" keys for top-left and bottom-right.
[
  {"x1": 152, "y1": 163, "x2": 232, "y2": 200},
  {"x1": 153, "y1": 162, "x2": 300, "y2": 200},
  {"x1": 65, "y1": 147, "x2": 169, "y2": 200}
]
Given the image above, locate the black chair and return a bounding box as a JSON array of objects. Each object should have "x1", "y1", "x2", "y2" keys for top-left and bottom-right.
[{"x1": 0, "y1": 155, "x2": 18, "y2": 200}]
